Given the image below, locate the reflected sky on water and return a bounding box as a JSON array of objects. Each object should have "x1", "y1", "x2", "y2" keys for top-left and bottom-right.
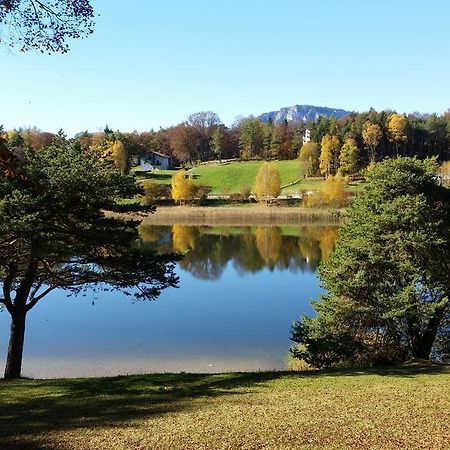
[{"x1": 0, "y1": 224, "x2": 338, "y2": 378}]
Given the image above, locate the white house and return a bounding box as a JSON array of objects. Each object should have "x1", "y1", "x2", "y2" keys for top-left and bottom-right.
[
  {"x1": 302, "y1": 129, "x2": 311, "y2": 146},
  {"x1": 136, "y1": 151, "x2": 171, "y2": 171}
]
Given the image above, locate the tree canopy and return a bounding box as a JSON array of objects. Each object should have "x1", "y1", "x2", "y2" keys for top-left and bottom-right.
[
  {"x1": 292, "y1": 157, "x2": 450, "y2": 368},
  {"x1": 0, "y1": 142, "x2": 178, "y2": 378},
  {"x1": 319, "y1": 134, "x2": 340, "y2": 177},
  {"x1": 171, "y1": 169, "x2": 195, "y2": 205},
  {"x1": 298, "y1": 142, "x2": 320, "y2": 176},
  {"x1": 254, "y1": 162, "x2": 281, "y2": 205},
  {"x1": 3, "y1": 108, "x2": 449, "y2": 172},
  {"x1": 0, "y1": 0, "x2": 94, "y2": 53}
]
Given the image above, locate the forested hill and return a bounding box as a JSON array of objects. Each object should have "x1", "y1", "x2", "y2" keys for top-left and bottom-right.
[{"x1": 258, "y1": 104, "x2": 352, "y2": 124}]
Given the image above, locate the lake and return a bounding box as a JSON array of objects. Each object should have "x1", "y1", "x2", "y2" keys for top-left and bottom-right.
[{"x1": 0, "y1": 223, "x2": 339, "y2": 378}]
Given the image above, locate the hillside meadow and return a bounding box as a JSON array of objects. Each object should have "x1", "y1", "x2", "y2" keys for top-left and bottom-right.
[
  {"x1": 1, "y1": 365, "x2": 448, "y2": 450},
  {"x1": 135, "y1": 160, "x2": 365, "y2": 196}
]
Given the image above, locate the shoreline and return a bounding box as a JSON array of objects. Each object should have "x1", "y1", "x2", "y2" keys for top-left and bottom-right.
[{"x1": 111, "y1": 206, "x2": 344, "y2": 226}]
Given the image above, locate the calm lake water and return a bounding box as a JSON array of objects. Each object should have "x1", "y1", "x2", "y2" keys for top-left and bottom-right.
[{"x1": 0, "y1": 223, "x2": 338, "y2": 378}]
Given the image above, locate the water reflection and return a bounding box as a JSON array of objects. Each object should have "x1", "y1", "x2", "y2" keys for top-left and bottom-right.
[
  {"x1": 138, "y1": 224, "x2": 339, "y2": 280},
  {"x1": 0, "y1": 222, "x2": 340, "y2": 377}
]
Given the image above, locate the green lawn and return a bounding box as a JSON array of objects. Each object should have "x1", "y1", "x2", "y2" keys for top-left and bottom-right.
[
  {"x1": 134, "y1": 161, "x2": 366, "y2": 196},
  {"x1": 190, "y1": 160, "x2": 303, "y2": 195},
  {"x1": 1, "y1": 365, "x2": 448, "y2": 450}
]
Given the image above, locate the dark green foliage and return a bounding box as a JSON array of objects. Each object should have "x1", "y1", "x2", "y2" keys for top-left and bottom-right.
[{"x1": 291, "y1": 157, "x2": 450, "y2": 368}]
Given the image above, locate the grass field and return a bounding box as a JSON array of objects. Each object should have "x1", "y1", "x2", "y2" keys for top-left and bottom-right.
[
  {"x1": 1, "y1": 364, "x2": 448, "y2": 450},
  {"x1": 135, "y1": 161, "x2": 365, "y2": 196},
  {"x1": 190, "y1": 160, "x2": 302, "y2": 195}
]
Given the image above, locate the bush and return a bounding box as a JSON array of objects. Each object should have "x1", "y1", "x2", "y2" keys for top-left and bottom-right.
[
  {"x1": 240, "y1": 184, "x2": 251, "y2": 201},
  {"x1": 194, "y1": 185, "x2": 212, "y2": 202},
  {"x1": 141, "y1": 181, "x2": 170, "y2": 205},
  {"x1": 303, "y1": 175, "x2": 350, "y2": 208},
  {"x1": 171, "y1": 170, "x2": 195, "y2": 205},
  {"x1": 228, "y1": 185, "x2": 252, "y2": 203},
  {"x1": 228, "y1": 192, "x2": 242, "y2": 202}
]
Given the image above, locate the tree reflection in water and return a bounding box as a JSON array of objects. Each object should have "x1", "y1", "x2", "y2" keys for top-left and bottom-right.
[{"x1": 138, "y1": 224, "x2": 340, "y2": 280}]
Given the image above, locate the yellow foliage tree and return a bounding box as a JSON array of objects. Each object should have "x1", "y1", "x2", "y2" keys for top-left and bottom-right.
[
  {"x1": 298, "y1": 142, "x2": 320, "y2": 176},
  {"x1": 103, "y1": 140, "x2": 128, "y2": 173},
  {"x1": 338, "y1": 138, "x2": 359, "y2": 177},
  {"x1": 304, "y1": 174, "x2": 350, "y2": 208},
  {"x1": 319, "y1": 134, "x2": 340, "y2": 177},
  {"x1": 362, "y1": 122, "x2": 383, "y2": 163},
  {"x1": 388, "y1": 114, "x2": 408, "y2": 154},
  {"x1": 254, "y1": 162, "x2": 281, "y2": 205},
  {"x1": 171, "y1": 170, "x2": 195, "y2": 205}
]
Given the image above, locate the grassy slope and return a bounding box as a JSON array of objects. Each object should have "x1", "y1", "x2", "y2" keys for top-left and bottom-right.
[
  {"x1": 191, "y1": 160, "x2": 302, "y2": 194},
  {"x1": 1, "y1": 365, "x2": 448, "y2": 450},
  {"x1": 135, "y1": 161, "x2": 365, "y2": 196}
]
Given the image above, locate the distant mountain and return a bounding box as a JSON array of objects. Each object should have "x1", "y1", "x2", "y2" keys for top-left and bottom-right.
[{"x1": 258, "y1": 104, "x2": 352, "y2": 124}]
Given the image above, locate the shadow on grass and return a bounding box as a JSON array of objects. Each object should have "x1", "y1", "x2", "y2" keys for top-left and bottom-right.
[
  {"x1": 0, "y1": 364, "x2": 448, "y2": 449},
  {"x1": 135, "y1": 171, "x2": 173, "y2": 181},
  {"x1": 0, "y1": 372, "x2": 277, "y2": 449}
]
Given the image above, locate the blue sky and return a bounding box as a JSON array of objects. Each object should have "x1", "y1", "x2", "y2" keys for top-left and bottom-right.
[{"x1": 1, "y1": 0, "x2": 449, "y2": 136}]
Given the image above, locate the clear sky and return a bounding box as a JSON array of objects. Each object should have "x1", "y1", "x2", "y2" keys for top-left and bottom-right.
[{"x1": 1, "y1": 0, "x2": 449, "y2": 136}]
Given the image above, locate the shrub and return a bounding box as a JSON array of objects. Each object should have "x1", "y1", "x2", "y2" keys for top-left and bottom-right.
[
  {"x1": 195, "y1": 185, "x2": 212, "y2": 202},
  {"x1": 240, "y1": 184, "x2": 251, "y2": 201},
  {"x1": 141, "y1": 180, "x2": 169, "y2": 205},
  {"x1": 171, "y1": 170, "x2": 195, "y2": 205},
  {"x1": 304, "y1": 175, "x2": 350, "y2": 208}
]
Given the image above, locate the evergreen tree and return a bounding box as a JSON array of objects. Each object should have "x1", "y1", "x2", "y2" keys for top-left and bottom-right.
[
  {"x1": 0, "y1": 143, "x2": 178, "y2": 378},
  {"x1": 292, "y1": 157, "x2": 450, "y2": 368}
]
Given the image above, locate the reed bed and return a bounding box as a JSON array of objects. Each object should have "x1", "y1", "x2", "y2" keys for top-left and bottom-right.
[{"x1": 135, "y1": 206, "x2": 343, "y2": 226}]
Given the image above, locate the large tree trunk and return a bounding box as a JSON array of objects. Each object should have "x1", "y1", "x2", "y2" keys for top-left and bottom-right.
[
  {"x1": 4, "y1": 311, "x2": 27, "y2": 379},
  {"x1": 3, "y1": 258, "x2": 38, "y2": 379},
  {"x1": 413, "y1": 301, "x2": 448, "y2": 360}
]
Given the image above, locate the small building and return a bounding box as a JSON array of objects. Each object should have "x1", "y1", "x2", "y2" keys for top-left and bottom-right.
[
  {"x1": 302, "y1": 129, "x2": 311, "y2": 146},
  {"x1": 136, "y1": 151, "x2": 171, "y2": 171}
]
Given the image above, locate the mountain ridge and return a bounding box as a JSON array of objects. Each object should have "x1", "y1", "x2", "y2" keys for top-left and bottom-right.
[{"x1": 258, "y1": 104, "x2": 352, "y2": 124}]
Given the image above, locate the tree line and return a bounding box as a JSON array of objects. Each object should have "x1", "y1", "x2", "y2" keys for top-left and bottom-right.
[{"x1": 2, "y1": 109, "x2": 449, "y2": 173}]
